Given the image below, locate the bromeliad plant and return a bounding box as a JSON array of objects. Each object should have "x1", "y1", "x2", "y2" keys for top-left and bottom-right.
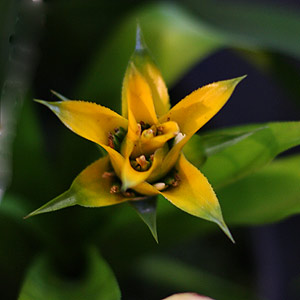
[{"x1": 26, "y1": 27, "x2": 244, "y2": 242}]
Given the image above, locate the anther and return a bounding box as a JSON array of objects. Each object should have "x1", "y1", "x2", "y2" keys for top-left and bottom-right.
[
  {"x1": 153, "y1": 182, "x2": 167, "y2": 191},
  {"x1": 110, "y1": 184, "x2": 120, "y2": 194},
  {"x1": 136, "y1": 155, "x2": 151, "y2": 171},
  {"x1": 108, "y1": 132, "x2": 115, "y2": 149},
  {"x1": 142, "y1": 128, "x2": 154, "y2": 139}
]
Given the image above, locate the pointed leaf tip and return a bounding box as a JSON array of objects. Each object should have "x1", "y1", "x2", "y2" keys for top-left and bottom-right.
[
  {"x1": 135, "y1": 23, "x2": 146, "y2": 51},
  {"x1": 24, "y1": 190, "x2": 77, "y2": 219},
  {"x1": 215, "y1": 218, "x2": 235, "y2": 243},
  {"x1": 130, "y1": 197, "x2": 158, "y2": 243},
  {"x1": 231, "y1": 74, "x2": 247, "y2": 87},
  {"x1": 50, "y1": 90, "x2": 69, "y2": 101}
]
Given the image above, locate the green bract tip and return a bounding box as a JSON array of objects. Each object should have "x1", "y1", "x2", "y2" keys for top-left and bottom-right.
[{"x1": 135, "y1": 23, "x2": 146, "y2": 51}]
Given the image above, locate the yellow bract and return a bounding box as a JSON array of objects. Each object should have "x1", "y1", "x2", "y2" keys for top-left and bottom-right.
[{"x1": 29, "y1": 27, "x2": 245, "y2": 241}]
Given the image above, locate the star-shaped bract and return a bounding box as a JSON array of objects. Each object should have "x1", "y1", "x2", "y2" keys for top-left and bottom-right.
[{"x1": 27, "y1": 26, "x2": 245, "y2": 242}]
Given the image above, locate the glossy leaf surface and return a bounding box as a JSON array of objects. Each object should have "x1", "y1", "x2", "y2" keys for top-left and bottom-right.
[
  {"x1": 185, "y1": 122, "x2": 300, "y2": 188},
  {"x1": 220, "y1": 154, "x2": 300, "y2": 225}
]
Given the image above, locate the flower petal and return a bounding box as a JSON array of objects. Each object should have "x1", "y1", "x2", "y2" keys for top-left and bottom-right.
[
  {"x1": 35, "y1": 99, "x2": 127, "y2": 176},
  {"x1": 161, "y1": 155, "x2": 234, "y2": 242},
  {"x1": 133, "y1": 181, "x2": 160, "y2": 196},
  {"x1": 25, "y1": 156, "x2": 130, "y2": 218},
  {"x1": 122, "y1": 25, "x2": 170, "y2": 118},
  {"x1": 122, "y1": 64, "x2": 158, "y2": 125},
  {"x1": 159, "y1": 76, "x2": 246, "y2": 137},
  {"x1": 163, "y1": 293, "x2": 214, "y2": 300},
  {"x1": 158, "y1": 76, "x2": 246, "y2": 177},
  {"x1": 36, "y1": 100, "x2": 128, "y2": 145}
]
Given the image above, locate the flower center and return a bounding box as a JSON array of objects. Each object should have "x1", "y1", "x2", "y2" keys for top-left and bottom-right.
[
  {"x1": 130, "y1": 154, "x2": 153, "y2": 171},
  {"x1": 106, "y1": 122, "x2": 182, "y2": 192},
  {"x1": 131, "y1": 121, "x2": 180, "y2": 158}
]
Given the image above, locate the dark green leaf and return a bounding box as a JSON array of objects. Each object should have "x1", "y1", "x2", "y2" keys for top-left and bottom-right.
[
  {"x1": 18, "y1": 247, "x2": 121, "y2": 300},
  {"x1": 129, "y1": 197, "x2": 158, "y2": 243}
]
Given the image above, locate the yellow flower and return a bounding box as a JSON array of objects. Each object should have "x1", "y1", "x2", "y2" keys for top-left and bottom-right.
[{"x1": 27, "y1": 27, "x2": 245, "y2": 242}]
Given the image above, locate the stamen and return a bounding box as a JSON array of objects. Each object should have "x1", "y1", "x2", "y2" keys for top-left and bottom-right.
[
  {"x1": 174, "y1": 132, "x2": 186, "y2": 145},
  {"x1": 142, "y1": 128, "x2": 154, "y2": 139},
  {"x1": 153, "y1": 182, "x2": 167, "y2": 191},
  {"x1": 110, "y1": 184, "x2": 120, "y2": 194},
  {"x1": 130, "y1": 154, "x2": 152, "y2": 171},
  {"x1": 108, "y1": 132, "x2": 115, "y2": 149},
  {"x1": 137, "y1": 123, "x2": 142, "y2": 136},
  {"x1": 136, "y1": 155, "x2": 151, "y2": 171}
]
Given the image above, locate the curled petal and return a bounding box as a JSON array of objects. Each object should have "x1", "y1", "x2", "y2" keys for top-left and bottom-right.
[
  {"x1": 132, "y1": 121, "x2": 179, "y2": 157},
  {"x1": 161, "y1": 155, "x2": 234, "y2": 242},
  {"x1": 132, "y1": 181, "x2": 160, "y2": 196},
  {"x1": 122, "y1": 146, "x2": 167, "y2": 190}
]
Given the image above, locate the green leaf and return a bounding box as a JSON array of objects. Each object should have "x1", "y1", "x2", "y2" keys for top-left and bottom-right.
[
  {"x1": 129, "y1": 197, "x2": 158, "y2": 243},
  {"x1": 185, "y1": 122, "x2": 300, "y2": 188},
  {"x1": 0, "y1": 194, "x2": 40, "y2": 292},
  {"x1": 183, "y1": 129, "x2": 258, "y2": 165},
  {"x1": 18, "y1": 247, "x2": 121, "y2": 300},
  {"x1": 220, "y1": 154, "x2": 300, "y2": 225}
]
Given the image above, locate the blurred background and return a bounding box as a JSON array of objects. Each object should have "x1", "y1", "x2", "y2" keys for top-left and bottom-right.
[{"x1": 1, "y1": 0, "x2": 300, "y2": 299}]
